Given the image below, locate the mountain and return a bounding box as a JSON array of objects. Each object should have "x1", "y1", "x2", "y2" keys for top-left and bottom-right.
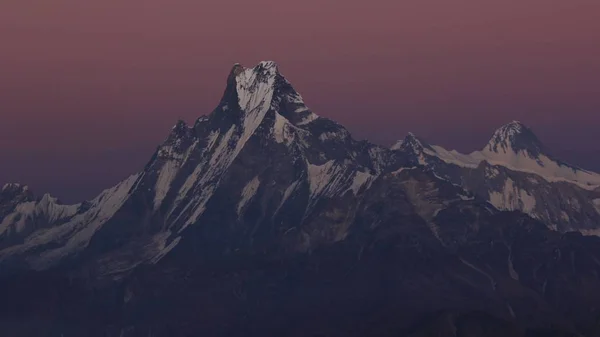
[
  {"x1": 1, "y1": 61, "x2": 600, "y2": 336},
  {"x1": 393, "y1": 120, "x2": 600, "y2": 233}
]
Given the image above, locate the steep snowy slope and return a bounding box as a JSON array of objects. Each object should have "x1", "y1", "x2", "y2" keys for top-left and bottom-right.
[{"x1": 0, "y1": 176, "x2": 138, "y2": 270}]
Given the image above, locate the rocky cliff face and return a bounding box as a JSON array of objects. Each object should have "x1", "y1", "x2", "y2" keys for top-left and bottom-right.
[{"x1": 1, "y1": 61, "x2": 600, "y2": 336}]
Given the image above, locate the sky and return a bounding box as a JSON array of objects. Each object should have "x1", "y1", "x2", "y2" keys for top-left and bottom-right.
[{"x1": 1, "y1": 0, "x2": 599, "y2": 202}]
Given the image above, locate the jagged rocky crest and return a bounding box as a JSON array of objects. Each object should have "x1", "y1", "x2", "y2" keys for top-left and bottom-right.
[
  {"x1": 2, "y1": 61, "x2": 600, "y2": 336},
  {"x1": 486, "y1": 120, "x2": 546, "y2": 157}
]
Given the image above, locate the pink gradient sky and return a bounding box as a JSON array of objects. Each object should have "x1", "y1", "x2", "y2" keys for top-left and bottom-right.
[{"x1": 1, "y1": 0, "x2": 599, "y2": 202}]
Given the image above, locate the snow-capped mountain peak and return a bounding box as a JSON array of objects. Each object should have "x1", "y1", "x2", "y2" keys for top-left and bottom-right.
[
  {"x1": 3, "y1": 61, "x2": 600, "y2": 278},
  {"x1": 1, "y1": 183, "x2": 33, "y2": 203},
  {"x1": 384, "y1": 121, "x2": 600, "y2": 195},
  {"x1": 485, "y1": 120, "x2": 544, "y2": 157},
  {"x1": 2, "y1": 183, "x2": 27, "y2": 193},
  {"x1": 393, "y1": 132, "x2": 430, "y2": 153},
  {"x1": 218, "y1": 61, "x2": 319, "y2": 128},
  {"x1": 233, "y1": 61, "x2": 279, "y2": 112}
]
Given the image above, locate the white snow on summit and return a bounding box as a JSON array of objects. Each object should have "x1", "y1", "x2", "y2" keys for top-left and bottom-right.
[
  {"x1": 486, "y1": 121, "x2": 528, "y2": 151},
  {"x1": 403, "y1": 122, "x2": 600, "y2": 190},
  {"x1": 235, "y1": 61, "x2": 278, "y2": 114}
]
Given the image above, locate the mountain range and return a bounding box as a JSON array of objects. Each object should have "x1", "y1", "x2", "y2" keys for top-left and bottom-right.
[{"x1": 2, "y1": 61, "x2": 600, "y2": 337}]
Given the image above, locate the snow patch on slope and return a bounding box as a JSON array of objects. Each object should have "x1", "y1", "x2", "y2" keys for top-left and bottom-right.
[
  {"x1": 274, "y1": 181, "x2": 300, "y2": 216},
  {"x1": 489, "y1": 178, "x2": 536, "y2": 213},
  {"x1": 319, "y1": 132, "x2": 341, "y2": 142},
  {"x1": 347, "y1": 171, "x2": 375, "y2": 195},
  {"x1": 593, "y1": 199, "x2": 600, "y2": 214},
  {"x1": 172, "y1": 131, "x2": 221, "y2": 211},
  {"x1": 153, "y1": 160, "x2": 179, "y2": 209},
  {"x1": 392, "y1": 167, "x2": 418, "y2": 175},
  {"x1": 390, "y1": 140, "x2": 403, "y2": 151},
  {"x1": 153, "y1": 139, "x2": 199, "y2": 209},
  {"x1": 272, "y1": 112, "x2": 296, "y2": 144},
  {"x1": 284, "y1": 90, "x2": 320, "y2": 125},
  {"x1": 238, "y1": 176, "x2": 260, "y2": 215},
  {"x1": 307, "y1": 161, "x2": 346, "y2": 200},
  {"x1": 296, "y1": 112, "x2": 319, "y2": 125},
  {"x1": 150, "y1": 233, "x2": 182, "y2": 264}
]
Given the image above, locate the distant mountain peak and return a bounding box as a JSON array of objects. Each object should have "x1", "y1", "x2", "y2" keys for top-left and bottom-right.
[
  {"x1": 485, "y1": 120, "x2": 545, "y2": 157},
  {"x1": 1, "y1": 183, "x2": 31, "y2": 196},
  {"x1": 2, "y1": 183, "x2": 26, "y2": 192},
  {"x1": 392, "y1": 132, "x2": 430, "y2": 154},
  {"x1": 1, "y1": 183, "x2": 34, "y2": 203}
]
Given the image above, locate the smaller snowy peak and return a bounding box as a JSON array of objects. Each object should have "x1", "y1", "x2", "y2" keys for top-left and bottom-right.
[
  {"x1": 1, "y1": 183, "x2": 33, "y2": 201},
  {"x1": 485, "y1": 121, "x2": 544, "y2": 157},
  {"x1": 395, "y1": 132, "x2": 430, "y2": 153},
  {"x1": 2, "y1": 183, "x2": 27, "y2": 192},
  {"x1": 399, "y1": 121, "x2": 600, "y2": 190}
]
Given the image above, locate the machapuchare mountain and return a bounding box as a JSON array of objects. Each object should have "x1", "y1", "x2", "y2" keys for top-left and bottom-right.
[{"x1": 2, "y1": 61, "x2": 600, "y2": 337}]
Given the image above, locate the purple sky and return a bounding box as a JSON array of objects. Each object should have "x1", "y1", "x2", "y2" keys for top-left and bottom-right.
[{"x1": 1, "y1": 0, "x2": 599, "y2": 202}]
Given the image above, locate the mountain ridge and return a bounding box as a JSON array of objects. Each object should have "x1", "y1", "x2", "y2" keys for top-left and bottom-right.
[
  {"x1": 2, "y1": 61, "x2": 600, "y2": 272},
  {"x1": 2, "y1": 61, "x2": 600, "y2": 336}
]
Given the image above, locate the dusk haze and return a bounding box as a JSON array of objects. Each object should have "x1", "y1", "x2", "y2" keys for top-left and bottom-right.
[
  {"x1": 2, "y1": 2, "x2": 600, "y2": 336},
  {"x1": 1, "y1": 0, "x2": 599, "y2": 202}
]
